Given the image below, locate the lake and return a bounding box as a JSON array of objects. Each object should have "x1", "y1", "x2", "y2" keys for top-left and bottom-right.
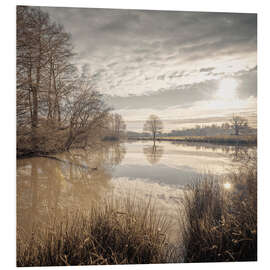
[{"x1": 17, "y1": 141, "x2": 255, "y2": 243}]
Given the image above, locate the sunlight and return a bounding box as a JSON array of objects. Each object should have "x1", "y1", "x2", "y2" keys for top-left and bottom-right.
[
  {"x1": 216, "y1": 78, "x2": 238, "y2": 101},
  {"x1": 223, "y1": 182, "x2": 232, "y2": 190}
]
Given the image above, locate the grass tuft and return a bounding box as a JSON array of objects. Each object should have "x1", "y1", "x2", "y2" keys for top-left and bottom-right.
[
  {"x1": 181, "y1": 154, "x2": 257, "y2": 262},
  {"x1": 17, "y1": 196, "x2": 177, "y2": 266}
]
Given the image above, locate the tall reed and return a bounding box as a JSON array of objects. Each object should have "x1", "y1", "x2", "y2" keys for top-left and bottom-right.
[
  {"x1": 181, "y1": 153, "x2": 257, "y2": 262},
  {"x1": 17, "y1": 196, "x2": 177, "y2": 266}
]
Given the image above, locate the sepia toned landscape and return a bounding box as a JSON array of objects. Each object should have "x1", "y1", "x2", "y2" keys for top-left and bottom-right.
[{"x1": 16, "y1": 6, "x2": 257, "y2": 266}]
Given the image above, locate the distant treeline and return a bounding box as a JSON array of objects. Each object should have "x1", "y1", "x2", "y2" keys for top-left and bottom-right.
[{"x1": 127, "y1": 123, "x2": 256, "y2": 138}]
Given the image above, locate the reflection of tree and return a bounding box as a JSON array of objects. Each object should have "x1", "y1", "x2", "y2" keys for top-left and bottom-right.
[
  {"x1": 230, "y1": 145, "x2": 249, "y2": 162},
  {"x1": 17, "y1": 143, "x2": 126, "y2": 240},
  {"x1": 106, "y1": 143, "x2": 126, "y2": 167},
  {"x1": 17, "y1": 158, "x2": 63, "y2": 236},
  {"x1": 143, "y1": 144, "x2": 164, "y2": 165},
  {"x1": 59, "y1": 150, "x2": 113, "y2": 209},
  {"x1": 171, "y1": 141, "x2": 235, "y2": 154},
  {"x1": 221, "y1": 146, "x2": 230, "y2": 154}
]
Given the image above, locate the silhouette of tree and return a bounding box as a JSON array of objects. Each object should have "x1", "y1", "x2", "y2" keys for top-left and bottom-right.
[
  {"x1": 143, "y1": 115, "x2": 163, "y2": 145},
  {"x1": 229, "y1": 115, "x2": 248, "y2": 135}
]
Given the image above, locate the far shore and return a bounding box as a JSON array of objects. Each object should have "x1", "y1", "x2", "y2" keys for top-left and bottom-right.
[
  {"x1": 127, "y1": 134, "x2": 257, "y2": 146},
  {"x1": 17, "y1": 134, "x2": 256, "y2": 159}
]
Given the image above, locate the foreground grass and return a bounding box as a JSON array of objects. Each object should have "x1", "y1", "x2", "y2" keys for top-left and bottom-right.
[
  {"x1": 128, "y1": 134, "x2": 257, "y2": 145},
  {"x1": 181, "y1": 154, "x2": 257, "y2": 262},
  {"x1": 17, "y1": 154, "x2": 257, "y2": 265},
  {"x1": 17, "y1": 196, "x2": 177, "y2": 266}
]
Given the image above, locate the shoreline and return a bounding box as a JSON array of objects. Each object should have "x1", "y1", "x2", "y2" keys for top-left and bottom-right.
[
  {"x1": 127, "y1": 135, "x2": 257, "y2": 146},
  {"x1": 17, "y1": 135, "x2": 257, "y2": 159}
]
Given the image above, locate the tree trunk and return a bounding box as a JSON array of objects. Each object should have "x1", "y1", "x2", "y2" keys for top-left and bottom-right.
[
  {"x1": 65, "y1": 126, "x2": 74, "y2": 150},
  {"x1": 31, "y1": 23, "x2": 42, "y2": 151},
  {"x1": 47, "y1": 56, "x2": 53, "y2": 120},
  {"x1": 31, "y1": 84, "x2": 38, "y2": 151}
]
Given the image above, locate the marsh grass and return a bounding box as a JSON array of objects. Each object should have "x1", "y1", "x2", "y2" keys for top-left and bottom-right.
[
  {"x1": 181, "y1": 154, "x2": 257, "y2": 262},
  {"x1": 17, "y1": 196, "x2": 177, "y2": 266},
  {"x1": 17, "y1": 153, "x2": 257, "y2": 265}
]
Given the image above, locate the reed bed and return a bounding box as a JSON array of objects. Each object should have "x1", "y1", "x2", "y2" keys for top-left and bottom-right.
[
  {"x1": 181, "y1": 153, "x2": 257, "y2": 262},
  {"x1": 17, "y1": 153, "x2": 257, "y2": 265},
  {"x1": 17, "y1": 196, "x2": 177, "y2": 266}
]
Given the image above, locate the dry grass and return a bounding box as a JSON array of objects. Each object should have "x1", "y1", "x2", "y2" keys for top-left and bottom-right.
[
  {"x1": 17, "y1": 153, "x2": 257, "y2": 265},
  {"x1": 181, "y1": 153, "x2": 257, "y2": 262},
  {"x1": 17, "y1": 196, "x2": 177, "y2": 266}
]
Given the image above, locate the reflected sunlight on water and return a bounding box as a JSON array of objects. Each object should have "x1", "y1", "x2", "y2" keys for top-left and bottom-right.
[{"x1": 223, "y1": 182, "x2": 232, "y2": 190}]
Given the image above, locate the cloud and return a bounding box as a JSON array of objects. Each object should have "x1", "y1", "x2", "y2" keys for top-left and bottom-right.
[
  {"x1": 200, "y1": 67, "x2": 215, "y2": 72},
  {"x1": 105, "y1": 80, "x2": 218, "y2": 110},
  {"x1": 38, "y1": 6, "x2": 257, "y2": 129},
  {"x1": 236, "y1": 68, "x2": 257, "y2": 99}
]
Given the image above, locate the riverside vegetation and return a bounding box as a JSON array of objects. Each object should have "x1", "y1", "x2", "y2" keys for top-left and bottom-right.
[
  {"x1": 181, "y1": 152, "x2": 257, "y2": 262},
  {"x1": 17, "y1": 6, "x2": 126, "y2": 157},
  {"x1": 17, "y1": 151, "x2": 257, "y2": 266},
  {"x1": 129, "y1": 134, "x2": 257, "y2": 146}
]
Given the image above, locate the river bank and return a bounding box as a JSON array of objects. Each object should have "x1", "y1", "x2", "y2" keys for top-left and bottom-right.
[{"x1": 128, "y1": 134, "x2": 257, "y2": 146}]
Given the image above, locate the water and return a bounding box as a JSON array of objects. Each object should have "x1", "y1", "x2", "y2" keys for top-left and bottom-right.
[{"x1": 17, "y1": 140, "x2": 255, "y2": 241}]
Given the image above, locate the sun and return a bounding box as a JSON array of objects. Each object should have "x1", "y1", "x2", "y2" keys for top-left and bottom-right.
[{"x1": 216, "y1": 78, "x2": 238, "y2": 100}]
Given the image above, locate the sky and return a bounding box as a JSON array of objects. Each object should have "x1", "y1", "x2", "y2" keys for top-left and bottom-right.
[{"x1": 42, "y1": 6, "x2": 257, "y2": 132}]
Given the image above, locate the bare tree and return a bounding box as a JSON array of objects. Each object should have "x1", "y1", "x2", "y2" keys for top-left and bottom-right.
[
  {"x1": 63, "y1": 82, "x2": 110, "y2": 150},
  {"x1": 143, "y1": 115, "x2": 163, "y2": 144},
  {"x1": 16, "y1": 6, "x2": 111, "y2": 155},
  {"x1": 105, "y1": 113, "x2": 126, "y2": 140},
  {"x1": 17, "y1": 6, "x2": 75, "y2": 151},
  {"x1": 221, "y1": 122, "x2": 230, "y2": 130},
  {"x1": 229, "y1": 115, "x2": 248, "y2": 135},
  {"x1": 17, "y1": 6, "x2": 51, "y2": 151}
]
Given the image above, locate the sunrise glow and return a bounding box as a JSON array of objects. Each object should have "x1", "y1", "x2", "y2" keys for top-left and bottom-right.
[{"x1": 216, "y1": 78, "x2": 239, "y2": 101}]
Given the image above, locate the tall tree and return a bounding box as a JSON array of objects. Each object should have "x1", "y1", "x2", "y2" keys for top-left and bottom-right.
[
  {"x1": 106, "y1": 113, "x2": 126, "y2": 140},
  {"x1": 143, "y1": 115, "x2": 163, "y2": 144},
  {"x1": 63, "y1": 75, "x2": 110, "y2": 150},
  {"x1": 16, "y1": 6, "x2": 110, "y2": 155},
  {"x1": 17, "y1": 6, "x2": 75, "y2": 151},
  {"x1": 229, "y1": 115, "x2": 248, "y2": 136}
]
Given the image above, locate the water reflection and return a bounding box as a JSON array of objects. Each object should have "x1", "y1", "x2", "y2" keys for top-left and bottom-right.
[
  {"x1": 143, "y1": 144, "x2": 164, "y2": 165},
  {"x1": 223, "y1": 182, "x2": 232, "y2": 190},
  {"x1": 170, "y1": 141, "x2": 254, "y2": 156},
  {"x1": 229, "y1": 145, "x2": 249, "y2": 162},
  {"x1": 107, "y1": 143, "x2": 126, "y2": 167},
  {"x1": 112, "y1": 141, "x2": 253, "y2": 187},
  {"x1": 17, "y1": 140, "x2": 256, "y2": 242},
  {"x1": 17, "y1": 142, "x2": 126, "y2": 237}
]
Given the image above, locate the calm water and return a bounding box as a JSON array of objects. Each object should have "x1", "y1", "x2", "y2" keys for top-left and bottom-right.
[{"x1": 17, "y1": 141, "x2": 254, "y2": 240}]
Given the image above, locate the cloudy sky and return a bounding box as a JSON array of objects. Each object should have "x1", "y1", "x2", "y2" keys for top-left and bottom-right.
[{"x1": 42, "y1": 7, "x2": 257, "y2": 131}]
